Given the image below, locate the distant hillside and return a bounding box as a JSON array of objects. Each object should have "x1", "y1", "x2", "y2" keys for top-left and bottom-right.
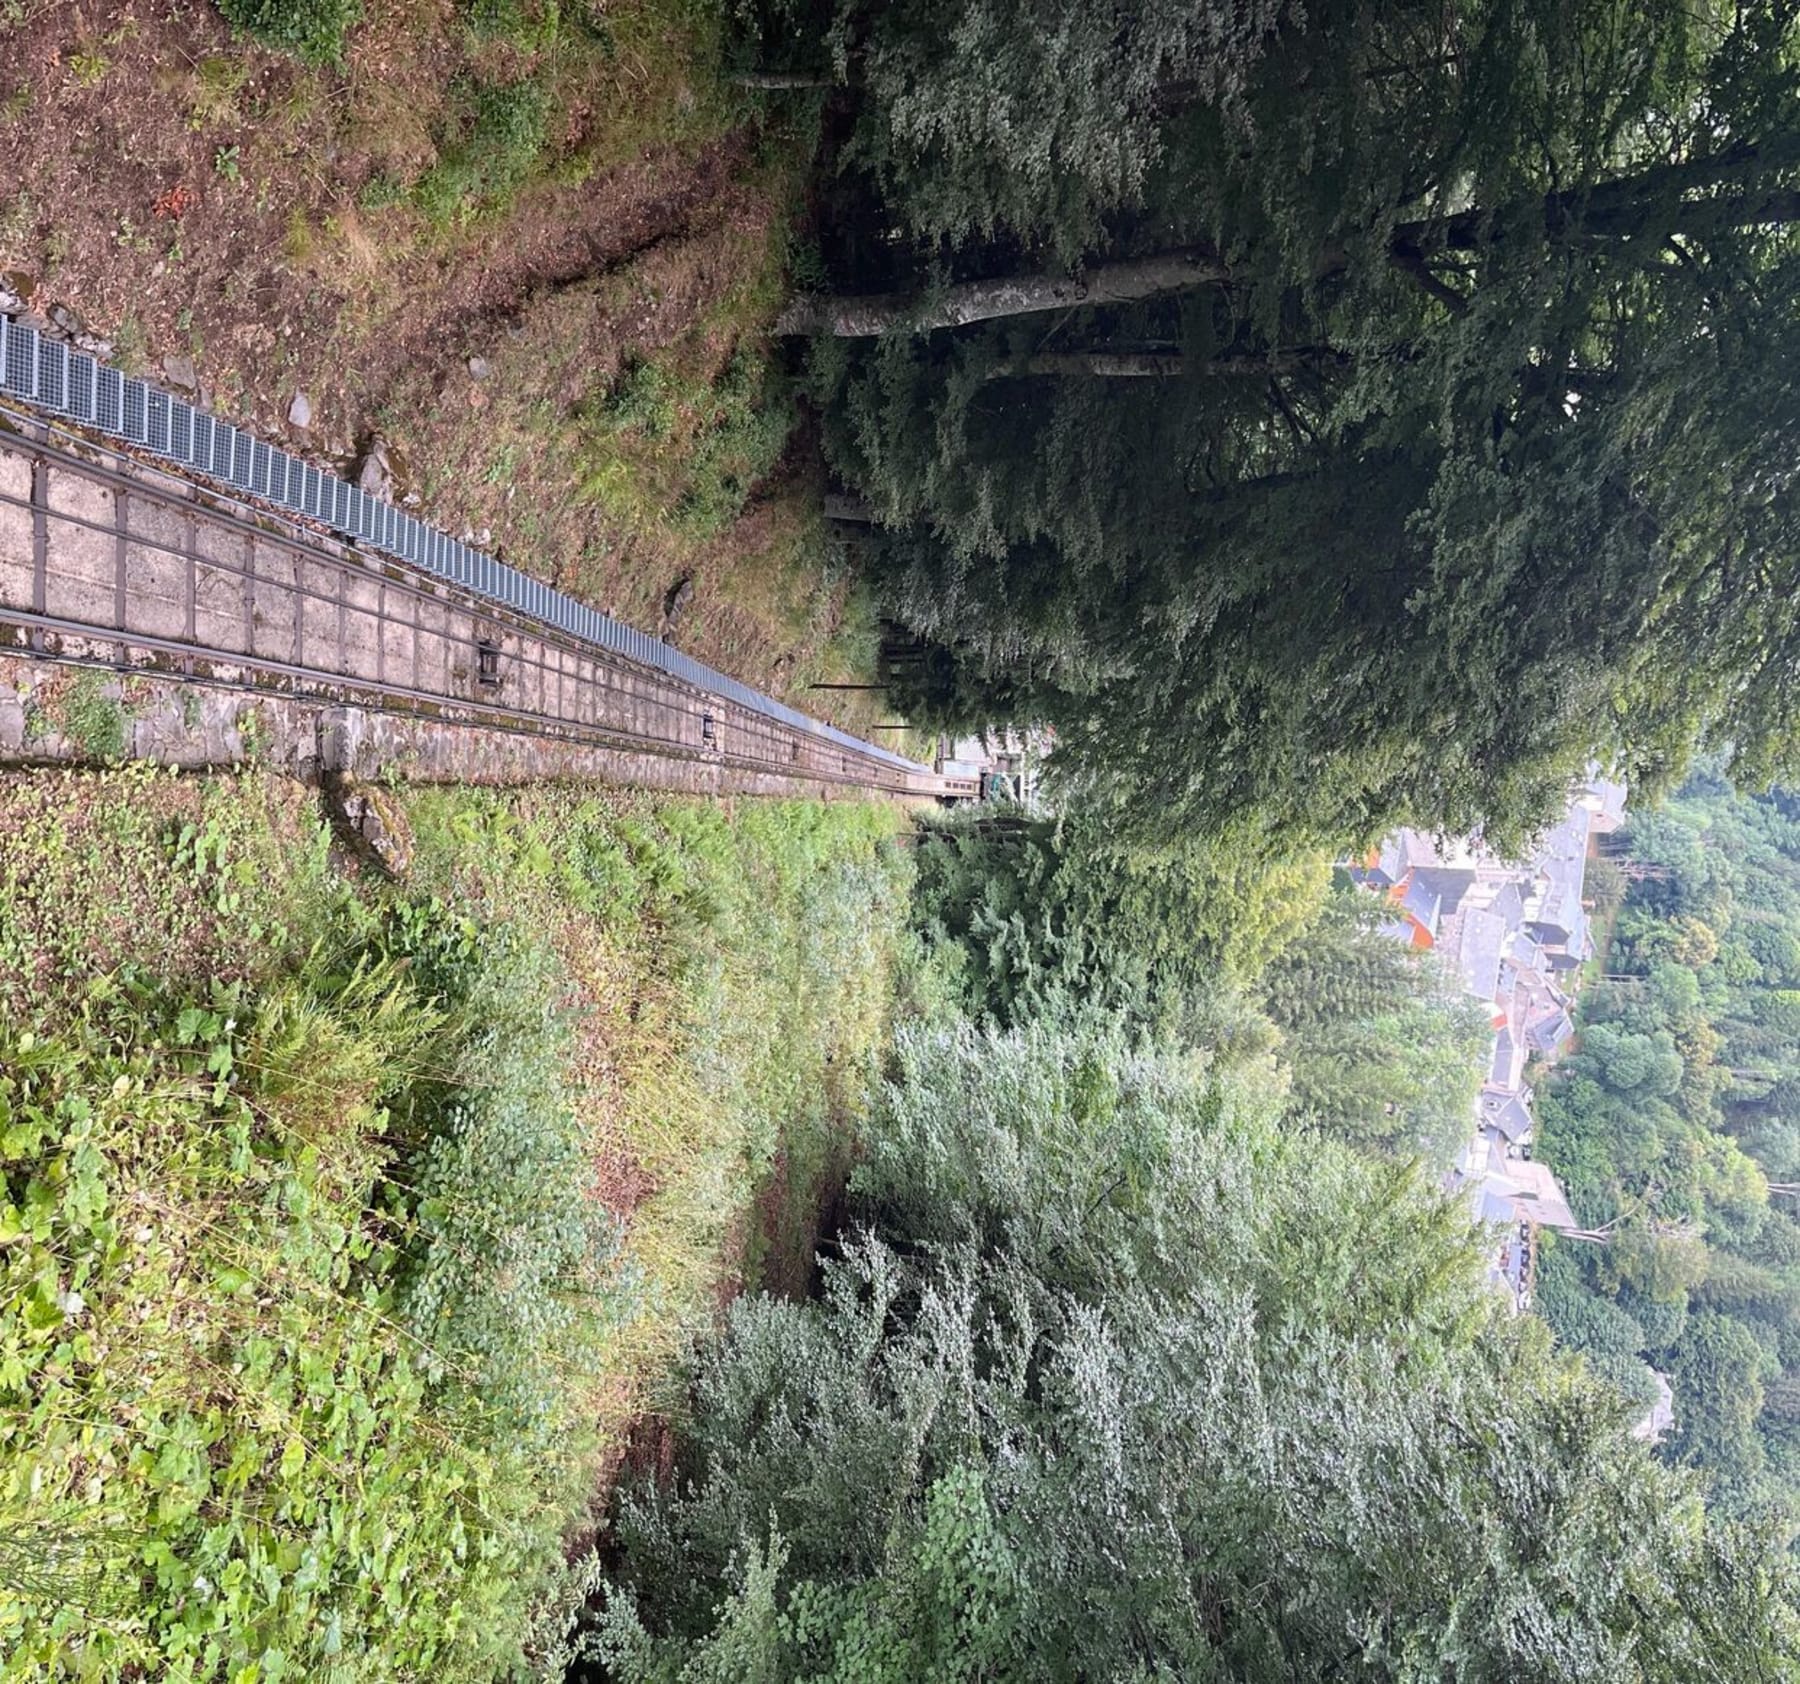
[{"x1": 1537, "y1": 771, "x2": 1800, "y2": 1528}]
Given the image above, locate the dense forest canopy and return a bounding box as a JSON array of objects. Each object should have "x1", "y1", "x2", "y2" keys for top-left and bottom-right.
[
  {"x1": 766, "y1": 0, "x2": 1800, "y2": 845},
  {"x1": 1261, "y1": 890, "x2": 1495, "y2": 1166},
  {"x1": 1539, "y1": 776, "x2": 1800, "y2": 1529}
]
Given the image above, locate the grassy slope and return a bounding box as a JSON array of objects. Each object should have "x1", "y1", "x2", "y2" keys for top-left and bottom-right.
[
  {"x1": 0, "y1": 0, "x2": 893, "y2": 729},
  {"x1": 0, "y1": 768, "x2": 911, "y2": 1679}
]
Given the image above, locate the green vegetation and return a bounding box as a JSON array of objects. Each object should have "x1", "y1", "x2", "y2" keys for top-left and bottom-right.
[
  {"x1": 908, "y1": 820, "x2": 1494, "y2": 1167},
  {"x1": 16, "y1": 0, "x2": 1800, "y2": 1672},
  {"x1": 591, "y1": 1011, "x2": 1797, "y2": 1678},
  {"x1": 0, "y1": 949, "x2": 600, "y2": 1680},
  {"x1": 0, "y1": 769, "x2": 910, "y2": 1676},
  {"x1": 907, "y1": 810, "x2": 1329, "y2": 1027},
  {"x1": 54, "y1": 673, "x2": 128, "y2": 763},
  {"x1": 1262, "y1": 891, "x2": 1495, "y2": 1167},
  {"x1": 1538, "y1": 775, "x2": 1800, "y2": 1526},
  {"x1": 581, "y1": 347, "x2": 795, "y2": 539},
  {"x1": 772, "y1": 0, "x2": 1800, "y2": 852},
  {"x1": 381, "y1": 0, "x2": 746, "y2": 229},
  {"x1": 216, "y1": 0, "x2": 363, "y2": 64},
  {"x1": 575, "y1": 811, "x2": 1795, "y2": 1677},
  {"x1": 414, "y1": 79, "x2": 551, "y2": 229}
]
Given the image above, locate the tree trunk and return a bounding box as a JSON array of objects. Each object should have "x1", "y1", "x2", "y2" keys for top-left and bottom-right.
[
  {"x1": 731, "y1": 71, "x2": 837, "y2": 89},
  {"x1": 775, "y1": 249, "x2": 1230, "y2": 337},
  {"x1": 984, "y1": 349, "x2": 1344, "y2": 379},
  {"x1": 823, "y1": 492, "x2": 876, "y2": 524},
  {"x1": 777, "y1": 140, "x2": 1800, "y2": 339}
]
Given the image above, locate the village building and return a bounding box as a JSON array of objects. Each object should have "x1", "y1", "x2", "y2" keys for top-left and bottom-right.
[{"x1": 1353, "y1": 775, "x2": 1622, "y2": 1312}]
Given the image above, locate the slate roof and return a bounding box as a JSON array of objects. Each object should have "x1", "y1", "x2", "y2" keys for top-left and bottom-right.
[
  {"x1": 1537, "y1": 810, "x2": 1593, "y2": 865},
  {"x1": 1456, "y1": 908, "x2": 1508, "y2": 1002},
  {"x1": 1487, "y1": 1030, "x2": 1521, "y2": 1089},
  {"x1": 1505, "y1": 929, "x2": 1546, "y2": 974},
  {"x1": 1526, "y1": 860, "x2": 1586, "y2": 939},
  {"x1": 1485, "y1": 881, "x2": 1525, "y2": 932},
  {"x1": 1582, "y1": 776, "x2": 1628, "y2": 833},
  {"x1": 1398, "y1": 874, "x2": 1442, "y2": 936},
  {"x1": 1527, "y1": 1008, "x2": 1575, "y2": 1053},
  {"x1": 1479, "y1": 1090, "x2": 1534, "y2": 1142},
  {"x1": 1377, "y1": 829, "x2": 1434, "y2": 886},
  {"x1": 1412, "y1": 866, "x2": 1476, "y2": 918},
  {"x1": 1477, "y1": 1188, "x2": 1524, "y2": 1226},
  {"x1": 1502, "y1": 1159, "x2": 1579, "y2": 1231}
]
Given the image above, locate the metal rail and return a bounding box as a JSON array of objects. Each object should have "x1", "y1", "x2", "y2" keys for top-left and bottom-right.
[
  {"x1": 0, "y1": 408, "x2": 974, "y2": 798},
  {"x1": 0, "y1": 312, "x2": 929, "y2": 778}
]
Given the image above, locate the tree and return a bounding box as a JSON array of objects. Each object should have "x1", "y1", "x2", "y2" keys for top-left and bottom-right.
[
  {"x1": 593, "y1": 1018, "x2": 1800, "y2": 1680},
  {"x1": 1261, "y1": 891, "x2": 1492, "y2": 1163},
  {"x1": 761, "y1": 0, "x2": 1294, "y2": 262},
  {"x1": 792, "y1": 0, "x2": 1800, "y2": 845},
  {"x1": 1536, "y1": 1246, "x2": 1648, "y2": 1362},
  {"x1": 1582, "y1": 1024, "x2": 1686, "y2": 1099},
  {"x1": 1667, "y1": 1310, "x2": 1771, "y2": 1484},
  {"x1": 907, "y1": 807, "x2": 1328, "y2": 1027}
]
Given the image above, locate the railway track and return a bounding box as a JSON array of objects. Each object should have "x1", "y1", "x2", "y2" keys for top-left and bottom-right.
[{"x1": 0, "y1": 384, "x2": 973, "y2": 802}]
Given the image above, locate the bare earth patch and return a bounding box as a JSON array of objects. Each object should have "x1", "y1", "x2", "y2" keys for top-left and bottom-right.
[{"x1": 0, "y1": 0, "x2": 892, "y2": 726}]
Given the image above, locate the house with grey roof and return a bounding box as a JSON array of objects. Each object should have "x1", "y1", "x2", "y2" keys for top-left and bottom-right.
[
  {"x1": 1455, "y1": 908, "x2": 1509, "y2": 1001},
  {"x1": 1412, "y1": 866, "x2": 1476, "y2": 918},
  {"x1": 1488, "y1": 1026, "x2": 1523, "y2": 1090},
  {"x1": 1479, "y1": 1088, "x2": 1534, "y2": 1144},
  {"x1": 1484, "y1": 880, "x2": 1525, "y2": 932},
  {"x1": 1526, "y1": 1005, "x2": 1575, "y2": 1055}
]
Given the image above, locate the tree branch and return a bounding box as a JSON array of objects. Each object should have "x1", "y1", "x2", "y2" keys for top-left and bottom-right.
[
  {"x1": 1388, "y1": 245, "x2": 1470, "y2": 315},
  {"x1": 984, "y1": 348, "x2": 1349, "y2": 380},
  {"x1": 731, "y1": 71, "x2": 838, "y2": 89}
]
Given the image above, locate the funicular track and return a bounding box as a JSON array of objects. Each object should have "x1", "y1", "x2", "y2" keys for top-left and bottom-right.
[{"x1": 0, "y1": 328, "x2": 970, "y2": 801}]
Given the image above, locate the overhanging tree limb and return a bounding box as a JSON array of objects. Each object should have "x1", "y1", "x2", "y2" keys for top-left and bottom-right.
[
  {"x1": 1388, "y1": 245, "x2": 1470, "y2": 315},
  {"x1": 984, "y1": 349, "x2": 1350, "y2": 379}
]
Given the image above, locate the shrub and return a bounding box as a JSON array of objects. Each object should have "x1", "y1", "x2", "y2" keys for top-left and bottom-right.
[
  {"x1": 414, "y1": 77, "x2": 551, "y2": 226},
  {"x1": 215, "y1": 0, "x2": 362, "y2": 64},
  {"x1": 596, "y1": 1019, "x2": 1796, "y2": 1681},
  {"x1": 582, "y1": 347, "x2": 795, "y2": 538},
  {"x1": 907, "y1": 810, "x2": 1330, "y2": 1032}
]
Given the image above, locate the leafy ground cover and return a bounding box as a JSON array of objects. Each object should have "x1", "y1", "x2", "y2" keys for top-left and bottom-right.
[{"x1": 0, "y1": 766, "x2": 911, "y2": 1678}]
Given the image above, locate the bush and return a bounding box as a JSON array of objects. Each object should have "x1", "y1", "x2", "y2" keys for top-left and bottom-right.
[
  {"x1": 594, "y1": 1018, "x2": 1797, "y2": 1681},
  {"x1": 414, "y1": 77, "x2": 551, "y2": 226},
  {"x1": 582, "y1": 347, "x2": 795, "y2": 538},
  {"x1": 215, "y1": 0, "x2": 362, "y2": 63},
  {"x1": 1260, "y1": 890, "x2": 1494, "y2": 1165}
]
